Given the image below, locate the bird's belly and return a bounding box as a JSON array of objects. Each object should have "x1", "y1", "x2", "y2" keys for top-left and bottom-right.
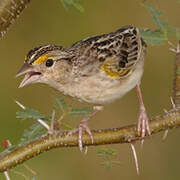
[
  {"x1": 55, "y1": 59, "x2": 144, "y2": 105},
  {"x1": 76, "y1": 80, "x2": 131, "y2": 104},
  {"x1": 65, "y1": 62, "x2": 144, "y2": 105}
]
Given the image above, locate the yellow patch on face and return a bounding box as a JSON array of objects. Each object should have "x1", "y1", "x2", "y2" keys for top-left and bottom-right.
[
  {"x1": 33, "y1": 54, "x2": 49, "y2": 65},
  {"x1": 100, "y1": 60, "x2": 131, "y2": 79}
]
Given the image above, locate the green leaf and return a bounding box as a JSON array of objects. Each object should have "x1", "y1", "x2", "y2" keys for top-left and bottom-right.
[
  {"x1": 111, "y1": 161, "x2": 121, "y2": 165},
  {"x1": 72, "y1": 2, "x2": 84, "y2": 12},
  {"x1": 18, "y1": 122, "x2": 46, "y2": 146},
  {"x1": 140, "y1": 29, "x2": 167, "y2": 45},
  {"x1": 103, "y1": 161, "x2": 121, "y2": 169},
  {"x1": 145, "y1": 4, "x2": 167, "y2": 30},
  {"x1": 16, "y1": 107, "x2": 46, "y2": 120},
  {"x1": 61, "y1": 0, "x2": 84, "y2": 12},
  {"x1": 176, "y1": 91, "x2": 180, "y2": 96},
  {"x1": 104, "y1": 161, "x2": 112, "y2": 169},
  {"x1": 55, "y1": 96, "x2": 66, "y2": 111},
  {"x1": 143, "y1": 3, "x2": 178, "y2": 43},
  {"x1": 69, "y1": 107, "x2": 93, "y2": 116},
  {"x1": 97, "y1": 148, "x2": 117, "y2": 158}
]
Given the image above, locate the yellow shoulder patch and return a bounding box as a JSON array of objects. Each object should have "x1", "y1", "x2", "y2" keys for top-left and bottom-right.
[
  {"x1": 100, "y1": 61, "x2": 120, "y2": 78},
  {"x1": 100, "y1": 60, "x2": 132, "y2": 79},
  {"x1": 33, "y1": 54, "x2": 49, "y2": 65}
]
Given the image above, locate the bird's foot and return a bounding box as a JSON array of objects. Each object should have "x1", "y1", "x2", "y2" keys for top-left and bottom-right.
[
  {"x1": 67, "y1": 106, "x2": 102, "y2": 152},
  {"x1": 67, "y1": 118, "x2": 93, "y2": 152},
  {"x1": 137, "y1": 105, "x2": 151, "y2": 145}
]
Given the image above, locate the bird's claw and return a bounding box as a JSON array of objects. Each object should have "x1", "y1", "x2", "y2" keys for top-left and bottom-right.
[
  {"x1": 67, "y1": 120, "x2": 93, "y2": 152},
  {"x1": 137, "y1": 106, "x2": 151, "y2": 144}
]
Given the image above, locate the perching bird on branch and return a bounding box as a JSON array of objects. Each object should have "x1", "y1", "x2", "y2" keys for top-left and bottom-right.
[{"x1": 16, "y1": 25, "x2": 150, "y2": 151}]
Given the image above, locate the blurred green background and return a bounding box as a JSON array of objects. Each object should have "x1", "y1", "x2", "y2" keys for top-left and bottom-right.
[{"x1": 0, "y1": 0, "x2": 180, "y2": 179}]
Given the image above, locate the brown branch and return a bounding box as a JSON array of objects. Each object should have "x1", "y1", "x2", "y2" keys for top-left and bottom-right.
[
  {"x1": 0, "y1": 0, "x2": 30, "y2": 39},
  {"x1": 0, "y1": 107, "x2": 180, "y2": 172},
  {"x1": 172, "y1": 41, "x2": 180, "y2": 106}
]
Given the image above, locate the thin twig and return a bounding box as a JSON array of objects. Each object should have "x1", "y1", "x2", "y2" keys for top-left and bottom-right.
[
  {"x1": 162, "y1": 41, "x2": 180, "y2": 140},
  {"x1": 171, "y1": 41, "x2": 180, "y2": 106}
]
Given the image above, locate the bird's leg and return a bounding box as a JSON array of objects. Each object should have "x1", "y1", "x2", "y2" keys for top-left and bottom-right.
[
  {"x1": 136, "y1": 84, "x2": 151, "y2": 142},
  {"x1": 67, "y1": 106, "x2": 103, "y2": 152}
]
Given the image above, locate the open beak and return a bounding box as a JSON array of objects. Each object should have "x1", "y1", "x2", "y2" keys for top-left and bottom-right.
[{"x1": 16, "y1": 63, "x2": 42, "y2": 88}]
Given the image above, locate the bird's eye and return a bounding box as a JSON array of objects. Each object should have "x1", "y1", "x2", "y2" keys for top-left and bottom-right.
[{"x1": 45, "y1": 59, "x2": 54, "y2": 67}]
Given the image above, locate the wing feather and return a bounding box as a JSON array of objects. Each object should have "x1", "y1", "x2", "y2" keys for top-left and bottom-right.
[{"x1": 68, "y1": 26, "x2": 146, "y2": 78}]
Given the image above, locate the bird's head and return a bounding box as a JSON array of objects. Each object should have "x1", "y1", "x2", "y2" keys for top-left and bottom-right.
[{"x1": 16, "y1": 44, "x2": 72, "y2": 88}]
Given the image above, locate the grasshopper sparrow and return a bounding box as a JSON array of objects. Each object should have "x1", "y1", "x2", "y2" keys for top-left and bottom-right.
[{"x1": 17, "y1": 26, "x2": 150, "y2": 151}]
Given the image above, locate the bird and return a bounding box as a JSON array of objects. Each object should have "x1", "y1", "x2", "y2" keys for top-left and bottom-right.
[{"x1": 16, "y1": 25, "x2": 151, "y2": 151}]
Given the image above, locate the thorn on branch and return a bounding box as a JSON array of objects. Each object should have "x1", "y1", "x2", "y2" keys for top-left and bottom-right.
[
  {"x1": 37, "y1": 119, "x2": 49, "y2": 130},
  {"x1": 130, "y1": 143, "x2": 139, "y2": 175},
  {"x1": 168, "y1": 41, "x2": 180, "y2": 54},
  {"x1": 23, "y1": 163, "x2": 37, "y2": 176},
  {"x1": 162, "y1": 130, "x2": 169, "y2": 141},
  {"x1": 4, "y1": 171, "x2": 10, "y2": 180},
  {"x1": 15, "y1": 100, "x2": 50, "y2": 130},
  {"x1": 170, "y1": 97, "x2": 176, "y2": 109},
  {"x1": 15, "y1": 100, "x2": 26, "y2": 110}
]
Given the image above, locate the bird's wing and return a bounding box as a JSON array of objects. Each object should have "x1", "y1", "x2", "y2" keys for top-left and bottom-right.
[{"x1": 69, "y1": 26, "x2": 146, "y2": 78}]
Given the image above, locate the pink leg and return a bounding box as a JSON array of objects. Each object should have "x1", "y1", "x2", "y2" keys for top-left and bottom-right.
[
  {"x1": 67, "y1": 106, "x2": 102, "y2": 152},
  {"x1": 136, "y1": 85, "x2": 151, "y2": 142}
]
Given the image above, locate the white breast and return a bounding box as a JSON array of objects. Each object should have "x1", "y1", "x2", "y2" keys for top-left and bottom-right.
[{"x1": 58, "y1": 58, "x2": 144, "y2": 105}]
